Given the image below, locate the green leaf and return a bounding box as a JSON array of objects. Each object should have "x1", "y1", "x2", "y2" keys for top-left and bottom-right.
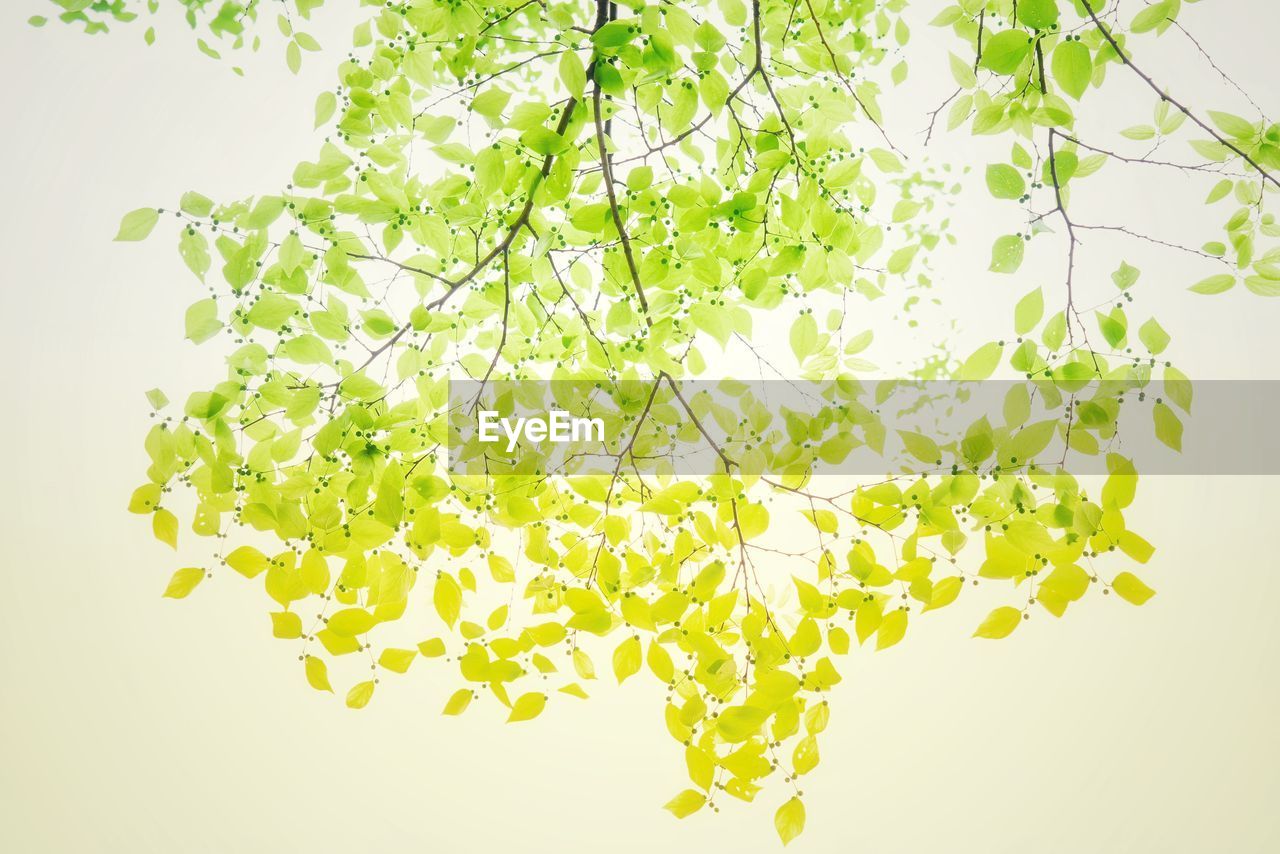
[
  {"x1": 899, "y1": 430, "x2": 940, "y2": 464},
  {"x1": 1131, "y1": 2, "x2": 1171, "y2": 34},
  {"x1": 1138, "y1": 318, "x2": 1170, "y2": 354},
  {"x1": 592, "y1": 20, "x2": 634, "y2": 49},
  {"x1": 1120, "y1": 125, "x2": 1156, "y2": 141},
  {"x1": 1208, "y1": 111, "x2": 1257, "y2": 140},
  {"x1": 1014, "y1": 288, "x2": 1044, "y2": 334},
  {"x1": 471, "y1": 87, "x2": 511, "y2": 117},
  {"x1": 1153, "y1": 402, "x2": 1182, "y2": 450},
  {"x1": 1096, "y1": 311, "x2": 1126, "y2": 348},
  {"x1": 959, "y1": 342, "x2": 1003, "y2": 380},
  {"x1": 184, "y1": 298, "x2": 221, "y2": 344},
  {"x1": 559, "y1": 50, "x2": 586, "y2": 96},
  {"x1": 1051, "y1": 41, "x2": 1092, "y2": 100},
  {"x1": 1189, "y1": 274, "x2": 1235, "y2": 294},
  {"x1": 989, "y1": 234, "x2": 1025, "y2": 274},
  {"x1": 115, "y1": 207, "x2": 160, "y2": 241},
  {"x1": 1112, "y1": 261, "x2": 1141, "y2": 289},
  {"x1": 790, "y1": 313, "x2": 818, "y2": 361},
  {"x1": 1245, "y1": 276, "x2": 1280, "y2": 297},
  {"x1": 979, "y1": 30, "x2": 1032, "y2": 76},
  {"x1": 1017, "y1": 0, "x2": 1060, "y2": 30},
  {"x1": 180, "y1": 191, "x2": 214, "y2": 218},
  {"x1": 314, "y1": 91, "x2": 337, "y2": 127},
  {"x1": 985, "y1": 163, "x2": 1026, "y2": 200}
]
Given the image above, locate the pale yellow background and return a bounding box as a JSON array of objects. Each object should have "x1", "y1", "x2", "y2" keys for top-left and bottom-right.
[{"x1": 2, "y1": 2, "x2": 1278, "y2": 851}]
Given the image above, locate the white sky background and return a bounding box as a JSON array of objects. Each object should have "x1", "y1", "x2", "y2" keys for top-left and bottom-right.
[{"x1": 1, "y1": 1, "x2": 1278, "y2": 851}]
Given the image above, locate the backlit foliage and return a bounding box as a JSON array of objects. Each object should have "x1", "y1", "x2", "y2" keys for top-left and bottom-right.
[{"x1": 37, "y1": 0, "x2": 1279, "y2": 843}]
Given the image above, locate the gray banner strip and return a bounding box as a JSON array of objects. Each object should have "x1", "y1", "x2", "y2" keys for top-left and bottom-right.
[{"x1": 445, "y1": 378, "x2": 1275, "y2": 476}]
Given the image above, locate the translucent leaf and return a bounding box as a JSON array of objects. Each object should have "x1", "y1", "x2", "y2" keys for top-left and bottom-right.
[
  {"x1": 973, "y1": 606, "x2": 1022, "y2": 639},
  {"x1": 1188, "y1": 274, "x2": 1234, "y2": 294},
  {"x1": 774, "y1": 796, "x2": 806, "y2": 846},
  {"x1": 1112, "y1": 572, "x2": 1156, "y2": 605},
  {"x1": 115, "y1": 207, "x2": 159, "y2": 241},
  {"x1": 507, "y1": 692, "x2": 547, "y2": 722},
  {"x1": 875, "y1": 608, "x2": 908, "y2": 650},
  {"x1": 1051, "y1": 41, "x2": 1092, "y2": 100},
  {"x1": 1014, "y1": 288, "x2": 1043, "y2": 335},
  {"x1": 270, "y1": 612, "x2": 302, "y2": 639},
  {"x1": 152, "y1": 508, "x2": 178, "y2": 549},
  {"x1": 989, "y1": 234, "x2": 1025, "y2": 274},
  {"x1": 162, "y1": 567, "x2": 205, "y2": 599},
  {"x1": 442, "y1": 689, "x2": 473, "y2": 715},
  {"x1": 346, "y1": 681, "x2": 375, "y2": 709},
  {"x1": 985, "y1": 164, "x2": 1025, "y2": 200},
  {"x1": 304, "y1": 655, "x2": 332, "y2": 692},
  {"x1": 612, "y1": 635, "x2": 642, "y2": 684},
  {"x1": 978, "y1": 30, "x2": 1032, "y2": 76},
  {"x1": 664, "y1": 789, "x2": 707, "y2": 819}
]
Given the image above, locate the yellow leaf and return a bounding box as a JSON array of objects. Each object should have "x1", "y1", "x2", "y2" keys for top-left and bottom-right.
[
  {"x1": 828, "y1": 625, "x2": 850, "y2": 654},
  {"x1": 327, "y1": 607, "x2": 376, "y2": 637},
  {"x1": 774, "y1": 796, "x2": 806, "y2": 845},
  {"x1": 270, "y1": 611, "x2": 302, "y2": 639},
  {"x1": 304, "y1": 655, "x2": 332, "y2": 692},
  {"x1": 924, "y1": 575, "x2": 963, "y2": 611},
  {"x1": 442, "y1": 688, "x2": 473, "y2": 715},
  {"x1": 417, "y1": 637, "x2": 446, "y2": 657},
  {"x1": 433, "y1": 572, "x2": 462, "y2": 627},
  {"x1": 487, "y1": 604, "x2": 508, "y2": 630},
  {"x1": 804, "y1": 701, "x2": 829, "y2": 734},
  {"x1": 226, "y1": 545, "x2": 268, "y2": 578},
  {"x1": 1117, "y1": 531, "x2": 1154, "y2": 564},
  {"x1": 128, "y1": 483, "x2": 162, "y2": 514},
  {"x1": 152, "y1": 508, "x2": 178, "y2": 549},
  {"x1": 974, "y1": 605, "x2": 1022, "y2": 639},
  {"x1": 559, "y1": 683, "x2": 589, "y2": 699},
  {"x1": 716, "y1": 705, "x2": 768, "y2": 742},
  {"x1": 346, "y1": 680, "x2": 375, "y2": 709},
  {"x1": 685, "y1": 746, "x2": 715, "y2": 791},
  {"x1": 488, "y1": 553, "x2": 515, "y2": 582},
  {"x1": 613, "y1": 635, "x2": 642, "y2": 684},
  {"x1": 792, "y1": 734, "x2": 820, "y2": 775},
  {"x1": 647, "y1": 640, "x2": 675, "y2": 683},
  {"x1": 572, "y1": 648, "x2": 596, "y2": 680},
  {"x1": 875, "y1": 608, "x2": 908, "y2": 650},
  {"x1": 664, "y1": 789, "x2": 707, "y2": 819},
  {"x1": 1112, "y1": 572, "x2": 1155, "y2": 605},
  {"x1": 378, "y1": 647, "x2": 416, "y2": 673},
  {"x1": 507, "y1": 691, "x2": 546, "y2": 723},
  {"x1": 162, "y1": 567, "x2": 204, "y2": 599},
  {"x1": 300, "y1": 549, "x2": 330, "y2": 595}
]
